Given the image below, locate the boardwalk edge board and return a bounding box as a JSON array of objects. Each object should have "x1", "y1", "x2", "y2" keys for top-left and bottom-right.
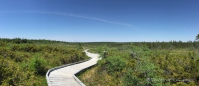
[{"x1": 46, "y1": 57, "x2": 92, "y2": 86}]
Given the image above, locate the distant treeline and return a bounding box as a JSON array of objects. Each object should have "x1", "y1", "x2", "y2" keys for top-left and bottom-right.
[
  {"x1": 82, "y1": 41, "x2": 199, "y2": 50},
  {"x1": 0, "y1": 38, "x2": 63, "y2": 44},
  {"x1": 1, "y1": 37, "x2": 199, "y2": 49}
]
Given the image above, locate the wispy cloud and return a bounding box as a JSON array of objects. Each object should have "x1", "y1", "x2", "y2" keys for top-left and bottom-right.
[
  {"x1": 1, "y1": 11, "x2": 132, "y2": 26},
  {"x1": 43, "y1": 11, "x2": 132, "y2": 26},
  {"x1": 65, "y1": 13, "x2": 132, "y2": 26},
  {"x1": 184, "y1": 28, "x2": 189, "y2": 32}
]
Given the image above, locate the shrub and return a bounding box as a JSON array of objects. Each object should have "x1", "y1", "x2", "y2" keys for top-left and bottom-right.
[
  {"x1": 104, "y1": 56, "x2": 126, "y2": 74},
  {"x1": 11, "y1": 45, "x2": 20, "y2": 51},
  {"x1": 28, "y1": 56, "x2": 47, "y2": 75},
  {"x1": 0, "y1": 41, "x2": 6, "y2": 47},
  {"x1": 122, "y1": 69, "x2": 140, "y2": 86}
]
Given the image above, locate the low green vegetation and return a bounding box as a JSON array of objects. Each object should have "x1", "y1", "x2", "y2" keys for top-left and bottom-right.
[
  {"x1": 79, "y1": 42, "x2": 199, "y2": 86},
  {"x1": 1, "y1": 37, "x2": 199, "y2": 86},
  {"x1": 0, "y1": 38, "x2": 88, "y2": 86}
]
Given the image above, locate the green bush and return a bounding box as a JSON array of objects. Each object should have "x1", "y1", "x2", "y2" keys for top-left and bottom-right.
[
  {"x1": 105, "y1": 56, "x2": 126, "y2": 74},
  {"x1": 0, "y1": 41, "x2": 6, "y2": 47},
  {"x1": 0, "y1": 57, "x2": 35, "y2": 86},
  {"x1": 28, "y1": 56, "x2": 47, "y2": 75},
  {"x1": 122, "y1": 69, "x2": 140, "y2": 86}
]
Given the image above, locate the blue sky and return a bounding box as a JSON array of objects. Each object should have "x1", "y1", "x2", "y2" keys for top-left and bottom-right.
[{"x1": 0, "y1": 0, "x2": 199, "y2": 42}]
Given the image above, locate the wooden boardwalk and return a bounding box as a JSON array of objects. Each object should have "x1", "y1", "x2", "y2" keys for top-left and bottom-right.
[{"x1": 47, "y1": 50, "x2": 100, "y2": 86}]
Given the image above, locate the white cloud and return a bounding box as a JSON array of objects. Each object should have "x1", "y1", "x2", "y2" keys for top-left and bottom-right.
[
  {"x1": 184, "y1": 28, "x2": 189, "y2": 32},
  {"x1": 65, "y1": 13, "x2": 132, "y2": 26},
  {"x1": 25, "y1": 11, "x2": 132, "y2": 26}
]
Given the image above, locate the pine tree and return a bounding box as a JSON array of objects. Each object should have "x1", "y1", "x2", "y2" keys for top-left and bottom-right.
[{"x1": 196, "y1": 34, "x2": 199, "y2": 40}]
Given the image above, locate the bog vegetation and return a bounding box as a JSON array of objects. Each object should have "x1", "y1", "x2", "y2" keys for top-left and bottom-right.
[
  {"x1": 79, "y1": 41, "x2": 199, "y2": 86},
  {"x1": 0, "y1": 38, "x2": 88, "y2": 86},
  {"x1": 1, "y1": 37, "x2": 199, "y2": 86}
]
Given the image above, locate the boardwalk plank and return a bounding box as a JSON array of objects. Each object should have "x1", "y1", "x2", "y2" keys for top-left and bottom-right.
[{"x1": 47, "y1": 50, "x2": 99, "y2": 86}]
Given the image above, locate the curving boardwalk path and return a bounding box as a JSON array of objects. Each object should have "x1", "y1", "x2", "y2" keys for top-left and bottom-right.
[{"x1": 47, "y1": 50, "x2": 100, "y2": 86}]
